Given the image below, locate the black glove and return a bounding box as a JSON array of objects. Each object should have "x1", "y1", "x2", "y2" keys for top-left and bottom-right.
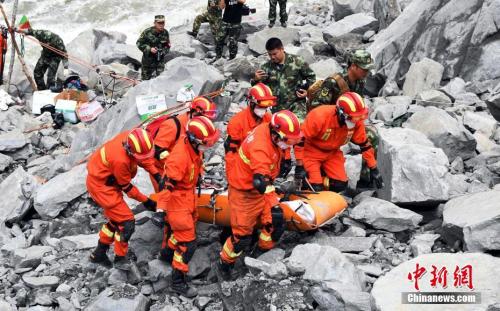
[
  {"x1": 370, "y1": 167, "x2": 384, "y2": 189},
  {"x1": 143, "y1": 198, "x2": 157, "y2": 212},
  {"x1": 151, "y1": 211, "x2": 166, "y2": 228},
  {"x1": 154, "y1": 173, "x2": 166, "y2": 191},
  {"x1": 121, "y1": 220, "x2": 135, "y2": 243},
  {"x1": 294, "y1": 165, "x2": 308, "y2": 180},
  {"x1": 279, "y1": 159, "x2": 292, "y2": 178},
  {"x1": 270, "y1": 205, "x2": 285, "y2": 241}
]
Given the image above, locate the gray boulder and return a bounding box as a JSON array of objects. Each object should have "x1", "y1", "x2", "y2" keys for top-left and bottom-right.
[
  {"x1": 486, "y1": 82, "x2": 500, "y2": 122},
  {"x1": 165, "y1": 32, "x2": 207, "y2": 62},
  {"x1": 440, "y1": 77, "x2": 467, "y2": 99},
  {"x1": 350, "y1": 197, "x2": 422, "y2": 232},
  {"x1": 370, "y1": 96, "x2": 410, "y2": 123},
  {"x1": 373, "y1": 0, "x2": 402, "y2": 29},
  {"x1": 310, "y1": 59, "x2": 343, "y2": 80},
  {"x1": 402, "y1": 58, "x2": 444, "y2": 98},
  {"x1": 415, "y1": 90, "x2": 452, "y2": 108},
  {"x1": 60, "y1": 234, "x2": 98, "y2": 250},
  {"x1": 0, "y1": 129, "x2": 28, "y2": 152},
  {"x1": 13, "y1": 245, "x2": 54, "y2": 268},
  {"x1": 331, "y1": 0, "x2": 375, "y2": 20},
  {"x1": 187, "y1": 246, "x2": 212, "y2": 279},
  {"x1": 247, "y1": 27, "x2": 300, "y2": 55},
  {"x1": 410, "y1": 233, "x2": 440, "y2": 257},
  {"x1": 369, "y1": 0, "x2": 500, "y2": 83},
  {"x1": 0, "y1": 167, "x2": 39, "y2": 224},
  {"x1": 442, "y1": 190, "x2": 500, "y2": 252},
  {"x1": 463, "y1": 111, "x2": 498, "y2": 138},
  {"x1": 0, "y1": 153, "x2": 13, "y2": 172},
  {"x1": 244, "y1": 257, "x2": 288, "y2": 280},
  {"x1": 223, "y1": 56, "x2": 258, "y2": 81},
  {"x1": 34, "y1": 164, "x2": 88, "y2": 219},
  {"x1": 85, "y1": 288, "x2": 149, "y2": 311},
  {"x1": 377, "y1": 127, "x2": 450, "y2": 204},
  {"x1": 404, "y1": 106, "x2": 476, "y2": 160},
  {"x1": 323, "y1": 14, "x2": 379, "y2": 43},
  {"x1": 22, "y1": 275, "x2": 60, "y2": 289},
  {"x1": 70, "y1": 57, "x2": 224, "y2": 155},
  {"x1": 372, "y1": 253, "x2": 500, "y2": 310}
]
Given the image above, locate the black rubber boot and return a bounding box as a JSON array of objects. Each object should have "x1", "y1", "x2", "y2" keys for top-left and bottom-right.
[
  {"x1": 113, "y1": 255, "x2": 132, "y2": 271},
  {"x1": 89, "y1": 242, "x2": 112, "y2": 268},
  {"x1": 171, "y1": 269, "x2": 198, "y2": 298},
  {"x1": 215, "y1": 259, "x2": 235, "y2": 281},
  {"x1": 159, "y1": 247, "x2": 174, "y2": 264}
]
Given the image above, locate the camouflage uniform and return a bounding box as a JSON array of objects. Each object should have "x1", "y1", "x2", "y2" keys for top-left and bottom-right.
[
  {"x1": 253, "y1": 53, "x2": 316, "y2": 120},
  {"x1": 215, "y1": 22, "x2": 242, "y2": 59},
  {"x1": 136, "y1": 27, "x2": 171, "y2": 80},
  {"x1": 192, "y1": 0, "x2": 222, "y2": 37},
  {"x1": 269, "y1": 0, "x2": 288, "y2": 24},
  {"x1": 27, "y1": 28, "x2": 68, "y2": 90},
  {"x1": 309, "y1": 49, "x2": 374, "y2": 109}
]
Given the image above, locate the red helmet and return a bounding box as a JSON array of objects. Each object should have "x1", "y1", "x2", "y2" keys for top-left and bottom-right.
[
  {"x1": 187, "y1": 116, "x2": 220, "y2": 147},
  {"x1": 126, "y1": 128, "x2": 155, "y2": 160},
  {"x1": 190, "y1": 96, "x2": 217, "y2": 120},
  {"x1": 336, "y1": 92, "x2": 368, "y2": 122},
  {"x1": 248, "y1": 83, "x2": 277, "y2": 108},
  {"x1": 270, "y1": 110, "x2": 301, "y2": 143}
]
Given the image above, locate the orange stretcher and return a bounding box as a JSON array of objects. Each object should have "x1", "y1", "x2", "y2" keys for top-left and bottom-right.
[{"x1": 196, "y1": 189, "x2": 348, "y2": 232}]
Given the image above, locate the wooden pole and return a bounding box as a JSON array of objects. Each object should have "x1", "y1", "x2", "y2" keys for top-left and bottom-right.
[
  {"x1": 5, "y1": 0, "x2": 17, "y2": 91},
  {"x1": 0, "y1": 3, "x2": 37, "y2": 92}
]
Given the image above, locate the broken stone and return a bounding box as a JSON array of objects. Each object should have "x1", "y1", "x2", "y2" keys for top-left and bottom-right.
[
  {"x1": 247, "y1": 27, "x2": 300, "y2": 55},
  {"x1": 410, "y1": 233, "x2": 440, "y2": 257},
  {"x1": 39, "y1": 136, "x2": 59, "y2": 151},
  {"x1": 402, "y1": 58, "x2": 444, "y2": 98},
  {"x1": 341, "y1": 226, "x2": 367, "y2": 237},
  {"x1": 0, "y1": 129, "x2": 28, "y2": 152},
  {"x1": 60, "y1": 234, "x2": 98, "y2": 250},
  {"x1": 85, "y1": 288, "x2": 149, "y2": 311},
  {"x1": 443, "y1": 190, "x2": 500, "y2": 252},
  {"x1": 22, "y1": 275, "x2": 60, "y2": 288},
  {"x1": 13, "y1": 245, "x2": 54, "y2": 268},
  {"x1": 147, "y1": 259, "x2": 172, "y2": 282},
  {"x1": 244, "y1": 257, "x2": 288, "y2": 280},
  {"x1": 0, "y1": 153, "x2": 13, "y2": 172},
  {"x1": 257, "y1": 248, "x2": 286, "y2": 264},
  {"x1": 34, "y1": 164, "x2": 88, "y2": 219},
  {"x1": 311, "y1": 235, "x2": 376, "y2": 253},
  {"x1": 415, "y1": 89, "x2": 452, "y2": 108},
  {"x1": 0, "y1": 167, "x2": 39, "y2": 223}
]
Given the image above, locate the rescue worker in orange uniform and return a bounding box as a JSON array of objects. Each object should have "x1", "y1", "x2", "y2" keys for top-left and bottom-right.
[
  {"x1": 156, "y1": 116, "x2": 220, "y2": 297},
  {"x1": 297, "y1": 92, "x2": 384, "y2": 192},
  {"x1": 224, "y1": 82, "x2": 275, "y2": 178},
  {"x1": 218, "y1": 110, "x2": 302, "y2": 280},
  {"x1": 144, "y1": 96, "x2": 217, "y2": 192},
  {"x1": 87, "y1": 128, "x2": 159, "y2": 269}
]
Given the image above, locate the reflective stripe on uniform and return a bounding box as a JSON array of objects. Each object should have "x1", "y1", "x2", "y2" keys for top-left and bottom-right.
[
  {"x1": 115, "y1": 232, "x2": 121, "y2": 242},
  {"x1": 173, "y1": 251, "x2": 184, "y2": 263},
  {"x1": 259, "y1": 232, "x2": 272, "y2": 242},
  {"x1": 100, "y1": 147, "x2": 109, "y2": 167},
  {"x1": 264, "y1": 185, "x2": 275, "y2": 194},
  {"x1": 238, "y1": 147, "x2": 250, "y2": 165},
  {"x1": 223, "y1": 242, "x2": 242, "y2": 259},
  {"x1": 101, "y1": 224, "x2": 114, "y2": 238},
  {"x1": 323, "y1": 177, "x2": 330, "y2": 189},
  {"x1": 169, "y1": 235, "x2": 178, "y2": 246},
  {"x1": 321, "y1": 129, "x2": 332, "y2": 141}
]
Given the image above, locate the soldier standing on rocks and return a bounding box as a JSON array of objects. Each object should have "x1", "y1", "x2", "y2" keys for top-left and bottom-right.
[
  {"x1": 136, "y1": 15, "x2": 171, "y2": 80},
  {"x1": 188, "y1": 0, "x2": 223, "y2": 42},
  {"x1": 268, "y1": 0, "x2": 288, "y2": 28},
  {"x1": 215, "y1": 0, "x2": 246, "y2": 60},
  {"x1": 308, "y1": 49, "x2": 374, "y2": 110},
  {"x1": 252, "y1": 37, "x2": 316, "y2": 120},
  {"x1": 17, "y1": 27, "x2": 69, "y2": 90}
]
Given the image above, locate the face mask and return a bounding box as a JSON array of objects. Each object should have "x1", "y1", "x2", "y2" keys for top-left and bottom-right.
[
  {"x1": 277, "y1": 141, "x2": 289, "y2": 150},
  {"x1": 345, "y1": 120, "x2": 356, "y2": 129},
  {"x1": 253, "y1": 107, "x2": 267, "y2": 118}
]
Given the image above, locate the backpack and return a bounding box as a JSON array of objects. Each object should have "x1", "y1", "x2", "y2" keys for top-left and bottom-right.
[
  {"x1": 307, "y1": 73, "x2": 350, "y2": 110},
  {"x1": 145, "y1": 114, "x2": 181, "y2": 141}
]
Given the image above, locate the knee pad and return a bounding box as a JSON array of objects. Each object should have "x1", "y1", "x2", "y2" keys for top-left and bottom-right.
[
  {"x1": 120, "y1": 220, "x2": 135, "y2": 243},
  {"x1": 233, "y1": 235, "x2": 253, "y2": 254},
  {"x1": 328, "y1": 180, "x2": 348, "y2": 193}
]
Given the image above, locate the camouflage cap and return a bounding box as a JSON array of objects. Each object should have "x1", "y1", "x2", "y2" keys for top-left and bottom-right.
[
  {"x1": 155, "y1": 15, "x2": 165, "y2": 22},
  {"x1": 351, "y1": 49, "x2": 374, "y2": 70}
]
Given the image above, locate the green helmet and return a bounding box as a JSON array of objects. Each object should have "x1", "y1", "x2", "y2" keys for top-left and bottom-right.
[{"x1": 350, "y1": 49, "x2": 375, "y2": 71}]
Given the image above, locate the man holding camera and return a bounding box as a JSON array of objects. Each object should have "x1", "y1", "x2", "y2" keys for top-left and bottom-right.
[
  {"x1": 215, "y1": 0, "x2": 253, "y2": 60},
  {"x1": 268, "y1": 0, "x2": 288, "y2": 28},
  {"x1": 136, "y1": 15, "x2": 171, "y2": 80},
  {"x1": 252, "y1": 37, "x2": 316, "y2": 120}
]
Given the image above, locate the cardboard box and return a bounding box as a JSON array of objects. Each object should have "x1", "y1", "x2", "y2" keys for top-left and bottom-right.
[
  {"x1": 55, "y1": 90, "x2": 89, "y2": 123},
  {"x1": 136, "y1": 94, "x2": 167, "y2": 121},
  {"x1": 32, "y1": 90, "x2": 59, "y2": 115}
]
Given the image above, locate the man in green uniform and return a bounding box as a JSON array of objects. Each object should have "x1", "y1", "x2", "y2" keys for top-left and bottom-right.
[
  {"x1": 136, "y1": 15, "x2": 171, "y2": 80},
  {"x1": 252, "y1": 37, "x2": 316, "y2": 120},
  {"x1": 188, "y1": 0, "x2": 222, "y2": 41},
  {"x1": 268, "y1": 0, "x2": 288, "y2": 28},
  {"x1": 215, "y1": 0, "x2": 246, "y2": 60},
  {"x1": 308, "y1": 49, "x2": 374, "y2": 110},
  {"x1": 18, "y1": 27, "x2": 68, "y2": 90}
]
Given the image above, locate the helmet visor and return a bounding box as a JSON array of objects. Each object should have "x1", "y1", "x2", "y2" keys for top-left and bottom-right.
[{"x1": 257, "y1": 99, "x2": 276, "y2": 108}]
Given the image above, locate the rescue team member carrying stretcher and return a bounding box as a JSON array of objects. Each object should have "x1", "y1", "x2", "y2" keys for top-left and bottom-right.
[
  {"x1": 296, "y1": 92, "x2": 384, "y2": 192},
  {"x1": 86, "y1": 129, "x2": 159, "y2": 270},
  {"x1": 155, "y1": 116, "x2": 220, "y2": 298},
  {"x1": 218, "y1": 110, "x2": 302, "y2": 280}
]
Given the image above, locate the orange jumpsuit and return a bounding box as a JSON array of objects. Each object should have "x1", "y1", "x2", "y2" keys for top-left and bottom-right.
[
  {"x1": 299, "y1": 105, "x2": 376, "y2": 187},
  {"x1": 144, "y1": 113, "x2": 189, "y2": 192},
  {"x1": 221, "y1": 123, "x2": 282, "y2": 264},
  {"x1": 157, "y1": 136, "x2": 202, "y2": 273},
  {"x1": 225, "y1": 106, "x2": 271, "y2": 178},
  {"x1": 86, "y1": 131, "x2": 159, "y2": 257}
]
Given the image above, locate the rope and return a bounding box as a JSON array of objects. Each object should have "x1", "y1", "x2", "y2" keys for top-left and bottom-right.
[{"x1": 23, "y1": 34, "x2": 141, "y2": 86}]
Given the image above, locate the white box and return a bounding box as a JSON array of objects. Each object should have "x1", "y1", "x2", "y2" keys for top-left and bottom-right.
[
  {"x1": 32, "y1": 90, "x2": 59, "y2": 114},
  {"x1": 55, "y1": 99, "x2": 78, "y2": 123},
  {"x1": 136, "y1": 94, "x2": 167, "y2": 120}
]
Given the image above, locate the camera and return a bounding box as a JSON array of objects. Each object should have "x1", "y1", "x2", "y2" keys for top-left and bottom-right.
[{"x1": 242, "y1": 5, "x2": 256, "y2": 16}]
